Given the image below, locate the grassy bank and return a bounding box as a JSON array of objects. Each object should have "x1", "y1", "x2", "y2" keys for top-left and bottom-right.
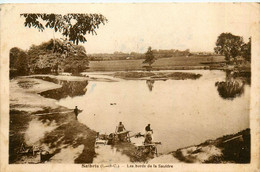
[
  {"x1": 88, "y1": 55, "x2": 225, "y2": 71},
  {"x1": 10, "y1": 108, "x2": 97, "y2": 164}
]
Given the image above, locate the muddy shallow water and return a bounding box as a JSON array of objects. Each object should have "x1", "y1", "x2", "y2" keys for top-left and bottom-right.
[{"x1": 57, "y1": 70, "x2": 250, "y2": 154}]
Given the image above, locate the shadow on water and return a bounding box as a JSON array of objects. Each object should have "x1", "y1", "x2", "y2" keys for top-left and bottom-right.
[
  {"x1": 36, "y1": 76, "x2": 88, "y2": 100},
  {"x1": 215, "y1": 70, "x2": 250, "y2": 100},
  {"x1": 146, "y1": 80, "x2": 155, "y2": 92}
]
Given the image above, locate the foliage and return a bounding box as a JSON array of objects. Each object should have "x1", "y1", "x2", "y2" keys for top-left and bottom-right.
[
  {"x1": 9, "y1": 47, "x2": 29, "y2": 76},
  {"x1": 143, "y1": 46, "x2": 156, "y2": 66},
  {"x1": 26, "y1": 39, "x2": 89, "y2": 75},
  {"x1": 62, "y1": 45, "x2": 89, "y2": 74},
  {"x1": 8, "y1": 39, "x2": 89, "y2": 76},
  {"x1": 215, "y1": 80, "x2": 245, "y2": 100},
  {"x1": 19, "y1": 13, "x2": 107, "y2": 76},
  {"x1": 214, "y1": 33, "x2": 244, "y2": 64},
  {"x1": 20, "y1": 13, "x2": 108, "y2": 45},
  {"x1": 27, "y1": 40, "x2": 61, "y2": 74},
  {"x1": 241, "y1": 37, "x2": 251, "y2": 62}
]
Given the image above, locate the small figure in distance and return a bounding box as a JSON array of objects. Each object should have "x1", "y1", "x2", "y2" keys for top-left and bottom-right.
[
  {"x1": 117, "y1": 122, "x2": 125, "y2": 133},
  {"x1": 145, "y1": 124, "x2": 153, "y2": 134},
  {"x1": 74, "y1": 106, "x2": 79, "y2": 120}
]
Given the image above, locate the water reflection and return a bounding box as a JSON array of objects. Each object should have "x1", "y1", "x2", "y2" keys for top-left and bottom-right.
[
  {"x1": 146, "y1": 80, "x2": 155, "y2": 92},
  {"x1": 215, "y1": 71, "x2": 249, "y2": 100},
  {"x1": 40, "y1": 80, "x2": 88, "y2": 100},
  {"x1": 215, "y1": 81, "x2": 245, "y2": 100}
]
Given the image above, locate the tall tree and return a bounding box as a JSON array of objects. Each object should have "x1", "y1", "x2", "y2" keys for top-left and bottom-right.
[
  {"x1": 214, "y1": 33, "x2": 244, "y2": 64},
  {"x1": 21, "y1": 13, "x2": 108, "y2": 45},
  {"x1": 143, "y1": 46, "x2": 155, "y2": 68}
]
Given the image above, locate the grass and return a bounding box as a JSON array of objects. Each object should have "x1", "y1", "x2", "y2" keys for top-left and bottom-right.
[
  {"x1": 113, "y1": 71, "x2": 202, "y2": 80},
  {"x1": 88, "y1": 55, "x2": 225, "y2": 71},
  {"x1": 114, "y1": 72, "x2": 155, "y2": 79},
  {"x1": 153, "y1": 72, "x2": 202, "y2": 80},
  {"x1": 17, "y1": 80, "x2": 40, "y2": 89}
]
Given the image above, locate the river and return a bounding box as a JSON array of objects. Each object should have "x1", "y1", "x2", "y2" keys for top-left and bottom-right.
[{"x1": 56, "y1": 70, "x2": 250, "y2": 154}]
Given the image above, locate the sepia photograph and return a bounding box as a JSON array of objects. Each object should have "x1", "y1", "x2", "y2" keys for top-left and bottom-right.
[{"x1": 1, "y1": 2, "x2": 260, "y2": 171}]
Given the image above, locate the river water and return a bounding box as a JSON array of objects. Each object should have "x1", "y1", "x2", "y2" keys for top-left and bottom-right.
[{"x1": 57, "y1": 70, "x2": 250, "y2": 154}]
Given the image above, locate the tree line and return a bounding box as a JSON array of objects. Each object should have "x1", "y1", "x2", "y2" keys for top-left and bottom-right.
[
  {"x1": 88, "y1": 49, "x2": 191, "y2": 61},
  {"x1": 143, "y1": 33, "x2": 251, "y2": 69},
  {"x1": 10, "y1": 39, "x2": 89, "y2": 78}
]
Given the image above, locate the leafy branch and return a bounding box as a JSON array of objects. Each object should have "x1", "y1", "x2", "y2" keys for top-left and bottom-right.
[{"x1": 20, "y1": 13, "x2": 108, "y2": 45}]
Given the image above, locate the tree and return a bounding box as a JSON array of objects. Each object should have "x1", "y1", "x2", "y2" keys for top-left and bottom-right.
[
  {"x1": 241, "y1": 37, "x2": 251, "y2": 62},
  {"x1": 20, "y1": 13, "x2": 107, "y2": 75},
  {"x1": 10, "y1": 47, "x2": 20, "y2": 69},
  {"x1": 9, "y1": 47, "x2": 29, "y2": 76},
  {"x1": 143, "y1": 46, "x2": 156, "y2": 68},
  {"x1": 62, "y1": 44, "x2": 89, "y2": 74},
  {"x1": 214, "y1": 33, "x2": 244, "y2": 64},
  {"x1": 21, "y1": 13, "x2": 108, "y2": 45},
  {"x1": 26, "y1": 39, "x2": 89, "y2": 75}
]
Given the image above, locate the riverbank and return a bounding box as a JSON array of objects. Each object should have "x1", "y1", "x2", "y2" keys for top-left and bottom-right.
[
  {"x1": 148, "y1": 129, "x2": 250, "y2": 163},
  {"x1": 171, "y1": 128, "x2": 250, "y2": 163},
  {"x1": 9, "y1": 76, "x2": 96, "y2": 163}
]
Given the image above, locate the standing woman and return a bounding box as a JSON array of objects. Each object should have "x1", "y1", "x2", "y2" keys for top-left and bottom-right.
[{"x1": 74, "y1": 106, "x2": 79, "y2": 120}]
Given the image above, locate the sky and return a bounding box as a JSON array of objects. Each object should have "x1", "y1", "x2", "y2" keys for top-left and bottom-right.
[{"x1": 1, "y1": 3, "x2": 257, "y2": 54}]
